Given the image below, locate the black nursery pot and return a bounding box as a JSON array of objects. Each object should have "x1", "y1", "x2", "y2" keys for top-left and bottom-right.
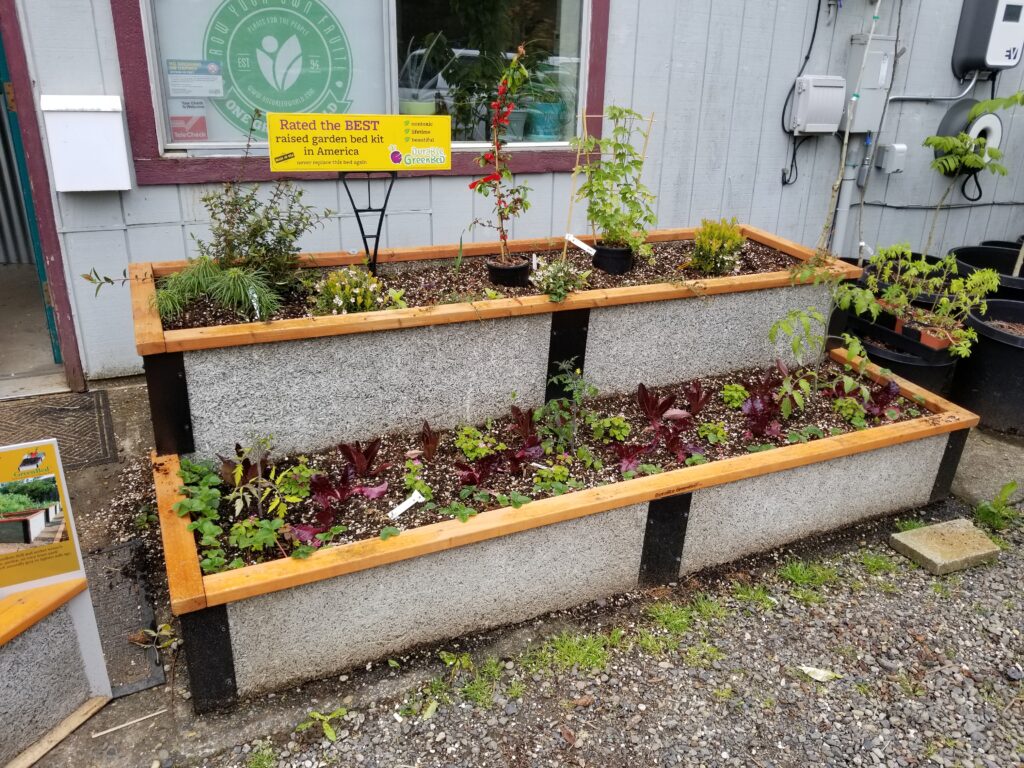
[
  {"x1": 591, "y1": 244, "x2": 634, "y2": 275},
  {"x1": 980, "y1": 240, "x2": 1022, "y2": 250},
  {"x1": 951, "y1": 299, "x2": 1024, "y2": 434},
  {"x1": 951, "y1": 245, "x2": 1024, "y2": 303},
  {"x1": 486, "y1": 258, "x2": 532, "y2": 288},
  {"x1": 831, "y1": 310, "x2": 958, "y2": 396}
]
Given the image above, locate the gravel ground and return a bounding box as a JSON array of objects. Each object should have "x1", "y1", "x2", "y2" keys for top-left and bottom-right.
[{"x1": 203, "y1": 501, "x2": 1023, "y2": 768}]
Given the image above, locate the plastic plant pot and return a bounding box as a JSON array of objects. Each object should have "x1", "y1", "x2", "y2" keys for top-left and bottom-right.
[
  {"x1": 486, "y1": 258, "x2": 532, "y2": 287},
  {"x1": 592, "y1": 244, "x2": 634, "y2": 275},
  {"x1": 980, "y1": 240, "x2": 1021, "y2": 250},
  {"x1": 951, "y1": 245, "x2": 1024, "y2": 302},
  {"x1": 951, "y1": 299, "x2": 1024, "y2": 433},
  {"x1": 525, "y1": 102, "x2": 564, "y2": 140},
  {"x1": 832, "y1": 310, "x2": 958, "y2": 395}
]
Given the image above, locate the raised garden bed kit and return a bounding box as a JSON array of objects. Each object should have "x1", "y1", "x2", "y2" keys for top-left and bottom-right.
[
  {"x1": 130, "y1": 226, "x2": 857, "y2": 460},
  {"x1": 150, "y1": 347, "x2": 976, "y2": 712}
]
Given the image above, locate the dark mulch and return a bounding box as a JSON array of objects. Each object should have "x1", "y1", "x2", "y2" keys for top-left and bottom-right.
[
  {"x1": 161, "y1": 239, "x2": 798, "y2": 331},
  {"x1": 187, "y1": 362, "x2": 923, "y2": 568}
]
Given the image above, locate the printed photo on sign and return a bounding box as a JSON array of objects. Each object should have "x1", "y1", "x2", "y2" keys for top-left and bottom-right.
[
  {"x1": 166, "y1": 58, "x2": 224, "y2": 97},
  {"x1": 0, "y1": 441, "x2": 83, "y2": 591}
]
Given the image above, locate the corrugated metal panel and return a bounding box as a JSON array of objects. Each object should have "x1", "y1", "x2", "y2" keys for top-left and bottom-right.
[{"x1": 0, "y1": 87, "x2": 33, "y2": 265}]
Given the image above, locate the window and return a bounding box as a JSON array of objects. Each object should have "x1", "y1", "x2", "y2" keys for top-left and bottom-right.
[
  {"x1": 145, "y1": 0, "x2": 585, "y2": 152},
  {"x1": 396, "y1": 0, "x2": 584, "y2": 143}
]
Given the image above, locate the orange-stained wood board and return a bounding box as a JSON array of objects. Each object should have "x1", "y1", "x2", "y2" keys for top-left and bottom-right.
[
  {"x1": 152, "y1": 453, "x2": 207, "y2": 614},
  {"x1": 131, "y1": 226, "x2": 862, "y2": 356},
  {"x1": 162, "y1": 350, "x2": 975, "y2": 612},
  {"x1": 0, "y1": 578, "x2": 87, "y2": 645}
]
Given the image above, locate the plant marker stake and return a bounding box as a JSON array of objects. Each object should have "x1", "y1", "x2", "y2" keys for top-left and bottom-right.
[
  {"x1": 565, "y1": 233, "x2": 596, "y2": 256},
  {"x1": 91, "y1": 708, "x2": 168, "y2": 738},
  {"x1": 387, "y1": 489, "x2": 426, "y2": 520}
]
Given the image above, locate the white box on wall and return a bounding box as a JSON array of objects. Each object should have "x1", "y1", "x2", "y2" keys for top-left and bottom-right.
[{"x1": 40, "y1": 95, "x2": 132, "y2": 192}]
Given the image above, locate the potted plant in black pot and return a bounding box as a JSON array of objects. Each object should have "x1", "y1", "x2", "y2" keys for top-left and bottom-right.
[
  {"x1": 468, "y1": 47, "x2": 533, "y2": 287},
  {"x1": 572, "y1": 106, "x2": 656, "y2": 275},
  {"x1": 833, "y1": 244, "x2": 999, "y2": 394}
]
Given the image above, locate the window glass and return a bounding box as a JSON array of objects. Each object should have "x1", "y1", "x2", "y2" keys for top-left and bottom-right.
[
  {"x1": 395, "y1": 0, "x2": 583, "y2": 142},
  {"x1": 150, "y1": 0, "x2": 388, "y2": 146}
]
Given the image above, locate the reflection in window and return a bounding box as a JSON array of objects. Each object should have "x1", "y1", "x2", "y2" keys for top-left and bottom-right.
[{"x1": 396, "y1": 0, "x2": 583, "y2": 143}]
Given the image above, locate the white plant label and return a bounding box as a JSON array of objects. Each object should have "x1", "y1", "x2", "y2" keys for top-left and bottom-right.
[
  {"x1": 532, "y1": 254, "x2": 538, "y2": 270},
  {"x1": 565, "y1": 233, "x2": 596, "y2": 256},
  {"x1": 388, "y1": 489, "x2": 425, "y2": 520}
]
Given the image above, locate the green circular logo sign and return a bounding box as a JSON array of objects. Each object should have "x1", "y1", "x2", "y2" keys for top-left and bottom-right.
[{"x1": 203, "y1": 0, "x2": 353, "y2": 137}]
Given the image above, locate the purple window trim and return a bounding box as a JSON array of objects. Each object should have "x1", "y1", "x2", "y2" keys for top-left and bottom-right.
[{"x1": 112, "y1": 0, "x2": 610, "y2": 186}]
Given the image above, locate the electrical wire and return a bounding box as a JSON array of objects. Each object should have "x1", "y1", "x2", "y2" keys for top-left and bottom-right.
[
  {"x1": 859, "y1": 199, "x2": 1024, "y2": 209},
  {"x1": 961, "y1": 172, "x2": 984, "y2": 202},
  {"x1": 782, "y1": 135, "x2": 811, "y2": 186}
]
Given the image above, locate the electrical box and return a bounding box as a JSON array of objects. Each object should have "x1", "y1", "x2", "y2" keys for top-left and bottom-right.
[
  {"x1": 874, "y1": 143, "x2": 907, "y2": 174},
  {"x1": 40, "y1": 95, "x2": 132, "y2": 192},
  {"x1": 952, "y1": 0, "x2": 1024, "y2": 78},
  {"x1": 839, "y1": 34, "x2": 897, "y2": 133},
  {"x1": 790, "y1": 75, "x2": 846, "y2": 135}
]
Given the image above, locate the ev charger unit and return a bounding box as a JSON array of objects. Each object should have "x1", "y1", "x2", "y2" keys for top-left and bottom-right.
[
  {"x1": 952, "y1": 0, "x2": 1024, "y2": 78},
  {"x1": 790, "y1": 75, "x2": 846, "y2": 135}
]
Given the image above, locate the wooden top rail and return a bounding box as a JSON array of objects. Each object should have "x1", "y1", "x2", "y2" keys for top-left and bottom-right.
[
  {"x1": 154, "y1": 347, "x2": 974, "y2": 615},
  {"x1": 131, "y1": 226, "x2": 861, "y2": 356},
  {"x1": 0, "y1": 578, "x2": 87, "y2": 645}
]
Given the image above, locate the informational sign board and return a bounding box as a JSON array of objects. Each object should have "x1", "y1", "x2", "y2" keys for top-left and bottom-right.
[
  {"x1": 0, "y1": 440, "x2": 83, "y2": 593},
  {"x1": 267, "y1": 113, "x2": 452, "y2": 172}
]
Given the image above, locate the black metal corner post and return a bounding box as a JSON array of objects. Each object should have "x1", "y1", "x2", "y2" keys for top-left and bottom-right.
[
  {"x1": 340, "y1": 171, "x2": 397, "y2": 275},
  {"x1": 179, "y1": 604, "x2": 238, "y2": 713},
  {"x1": 639, "y1": 492, "x2": 693, "y2": 587},
  {"x1": 545, "y1": 309, "x2": 591, "y2": 401},
  {"x1": 929, "y1": 428, "x2": 970, "y2": 503},
  {"x1": 143, "y1": 352, "x2": 194, "y2": 456}
]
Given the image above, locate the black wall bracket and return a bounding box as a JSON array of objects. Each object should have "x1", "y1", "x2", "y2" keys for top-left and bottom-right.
[
  {"x1": 143, "y1": 352, "x2": 194, "y2": 456},
  {"x1": 639, "y1": 492, "x2": 693, "y2": 587}
]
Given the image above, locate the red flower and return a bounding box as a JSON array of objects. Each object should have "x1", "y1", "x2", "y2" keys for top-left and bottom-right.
[{"x1": 469, "y1": 172, "x2": 501, "y2": 190}]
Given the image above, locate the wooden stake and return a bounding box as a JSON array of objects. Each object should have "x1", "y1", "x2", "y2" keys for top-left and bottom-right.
[{"x1": 90, "y1": 708, "x2": 168, "y2": 739}]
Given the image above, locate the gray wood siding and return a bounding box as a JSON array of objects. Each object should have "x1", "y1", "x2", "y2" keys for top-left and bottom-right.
[{"x1": 13, "y1": 0, "x2": 1024, "y2": 377}]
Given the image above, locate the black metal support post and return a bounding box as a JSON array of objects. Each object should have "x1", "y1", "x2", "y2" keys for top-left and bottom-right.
[
  {"x1": 340, "y1": 171, "x2": 397, "y2": 275},
  {"x1": 179, "y1": 604, "x2": 238, "y2": 712},
  {"x1": 143, "y1": 352, "x2": 194, "y2": 455},
  {"x1": 545, "y1": 309, "x2": 591, "y2": 401},
  {"x1": 639, "y1": 492, "x2": 693, "y2": 587},
  {"x1": 930, "y1": 429, "x2": 970, "y2": 503}
]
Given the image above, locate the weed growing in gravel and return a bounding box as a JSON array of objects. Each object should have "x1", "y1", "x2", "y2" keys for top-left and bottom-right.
[
  {"x1": 761, "y1": 696, "x2": 776, "y2": 709},
  {"x1": 712, "y1": 685, "x2": 735, "y2": 701},
  {"x1": 779, "y1": 559, "x2": 838, "y2": 587},
  {"x1": 296, "y1": 708, "x2": 348, "y2": 742},
  {"x1": 646, "y1": 602, "x2": 694, "y2": 635},
  {"x1": 859, "y1": 550, "x2": 898, "y2": 575},
  {"x1": 894, "y1": 670, "x2": 925, "y2": 698},
  {"x1": 894, "y1": 518, "x2": 926, "y2": 532},
  {"x1": 682, "y1": 641, "x2": 724, "y2": 668},
  {"x1": 525, "y1": 632, "x2": 612, "y2": 674},
  {"x1": 853, "y1": 681, "x2": 874, "y2": 698},
  {"x1": 974, "y1": 480, "x2": 1020, "y2": 531},
  {"x1": 789, "y1": 587, "x2": 823, "y2": 605},
  {"x1": 507, "y1": 678, "x2": 527, "y2": 700},
  {"x1": 459, "y1": 656, "x2": 504, "y2": 709},
  {"x1": 878, "y1": 581, "x2": 901, "y2": 595},
  {"x1": 246, "y1": 742, "x2": 276, "y2": 768},
  {"x1": 691, "y1": 592, "x2": 729, "y2": 621},
  {"x1": 636, "y1": 629, "x2": 673, "y2": 656},
  {"x1": 932, "y1": 581, "x2": 952, "y2": 598},
  {"x1": 731, "y1": 582, "x2": 776, "y2": 611}
]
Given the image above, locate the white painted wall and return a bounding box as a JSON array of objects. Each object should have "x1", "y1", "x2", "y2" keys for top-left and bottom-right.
[{"x1": 14, "y1": 0, "x2": 1024, "y2": 378}]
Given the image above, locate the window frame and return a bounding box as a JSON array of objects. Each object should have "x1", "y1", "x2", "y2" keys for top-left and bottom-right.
[{"x1": 113, "y1": 0, "x2": 609, "y2": 185}]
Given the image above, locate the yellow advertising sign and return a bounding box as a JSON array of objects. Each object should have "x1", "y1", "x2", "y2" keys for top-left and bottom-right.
[
  {"x1": 267, "y1": 113, "x2": 452, "y2": 173},
  {"x1": 0, "y1": 439, "x2": 82, "y2": 590}
]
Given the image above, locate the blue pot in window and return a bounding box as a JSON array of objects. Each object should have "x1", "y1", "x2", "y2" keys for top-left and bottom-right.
[{"x1": 526, "y1": 102, "x2": 564, "y2": 141}]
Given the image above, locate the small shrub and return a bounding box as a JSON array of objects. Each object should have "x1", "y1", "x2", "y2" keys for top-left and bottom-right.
[
  {"x1": 530, "y1": 258, "x2": 590, "y2": 302},
  {"x1": 311, "y1": 267, "x2": 406, "y2": 315},
  {"x1": 690, "y1": 217, "x2": 745, "y2": 276}
]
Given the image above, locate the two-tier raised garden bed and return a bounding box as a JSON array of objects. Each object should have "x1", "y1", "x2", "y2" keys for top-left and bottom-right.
[
  {"x1": 153, "y1": 348, "x2": 975, "y2": 712},
  {"x1": 130, "y1": 225, "x2": 858, "y2": 460}
]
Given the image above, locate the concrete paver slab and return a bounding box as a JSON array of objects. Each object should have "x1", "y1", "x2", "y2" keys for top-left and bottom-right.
[{"x1": 889, "y1": 518, "x2": 1000, "y2": 575}]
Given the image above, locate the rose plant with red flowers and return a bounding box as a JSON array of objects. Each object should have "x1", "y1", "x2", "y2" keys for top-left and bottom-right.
[{"x1": 468, "y1": 45, "x2": 532, "y2": 265}]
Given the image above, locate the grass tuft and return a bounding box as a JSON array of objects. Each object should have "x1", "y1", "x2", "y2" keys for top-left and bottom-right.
[
  {"x1": 646, "y1": 601, "x2": 694, "y2": 635},
  {"x1": 731, "y1": 582, "x2": 776, "y2": 611},
  {"x1": 779, "y1": 559, "x2": 837, "y2": 588},
  {"x1": 859, "y1": 550, "x2": 897, "y2": 575}
]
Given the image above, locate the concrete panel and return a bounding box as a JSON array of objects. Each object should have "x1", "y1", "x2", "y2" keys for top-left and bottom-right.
[
  {"x1": 183, "y1": 314, "x2": 551, "y2": 458},
  {"x1": 681, "y1": 434, "x2": 948, "y2": 574},
  {"x1": 0, "y1": 604, "x2": 91, "y2": 765},
  {"x1": 227, "y1": 503, "x2": 647, "y2": 696},
  {"x1": 583, "y1": 283, "x2": 831, "y2": 393}
]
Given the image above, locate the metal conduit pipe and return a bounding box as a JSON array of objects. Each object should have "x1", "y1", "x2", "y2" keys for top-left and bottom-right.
[{"x1": 887, "y1": 71, "x2": 979, "y2": 105}]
